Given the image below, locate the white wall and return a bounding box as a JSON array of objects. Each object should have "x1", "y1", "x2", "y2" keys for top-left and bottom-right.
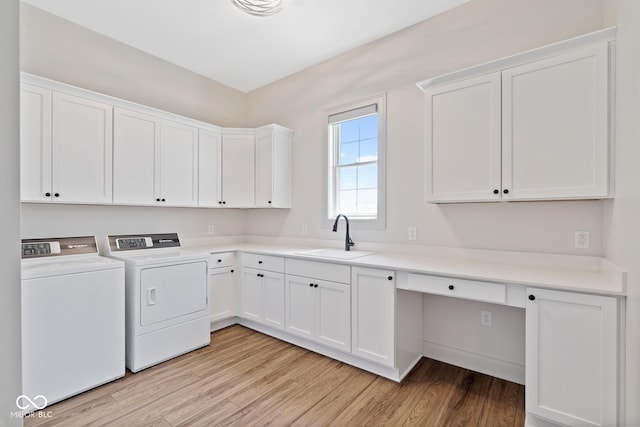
[
  {"x1": 1, "y1": 0, "x2": 22, "y2": 425},
  {"x1": 246, "y1": 0, "x2": 608, "y2": 256},
  {"x1": 19, "y1": 3, "x2": 249, "y2": 242},
  {"x1": 603, "y1": 1, "x2": 640, "y2": 424}
]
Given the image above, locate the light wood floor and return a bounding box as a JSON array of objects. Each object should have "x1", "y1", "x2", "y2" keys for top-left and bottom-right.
[{"x1": 26, "y1": 325, "x2": 525, "y2": 427}]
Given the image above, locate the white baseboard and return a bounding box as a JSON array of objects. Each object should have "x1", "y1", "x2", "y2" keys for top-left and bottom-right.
[{"x1": 422, "y1": 340, "x2": 525, "y2": 384}]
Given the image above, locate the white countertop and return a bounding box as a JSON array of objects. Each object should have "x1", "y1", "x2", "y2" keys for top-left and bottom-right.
[{"x1": 188, "y1": 242, "x2": 626, "y2": 296}]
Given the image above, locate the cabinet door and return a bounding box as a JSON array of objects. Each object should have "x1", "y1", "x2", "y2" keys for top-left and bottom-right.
[
  {"x1": 502, "y1": 44, "x2": 609, "y2": 200},
  {"x1": 424, "y1": 73, "x2": 502, "y2": 202},
  {"x1": 221, "y1": 133, "x2": 255, "y2": 207},
  {"x1": 526, "y1": 288, "x2": 618, "y2": 427},
  {"x1": 52, "y1": 92, "x2": 113, "y2": 203},
  {"x1": 158, "y1": 120, "x2": 199, "y2": 206},
  {"x1": 198, "y1": 129, "x2": 222, "y2": 207},
  {"x1": 285, "y1": 275, "x2": 315, "y2": 340},
  {"x1": 20, "y1": 84, "x2": 52, "y2": 202},
  {"x1": 113, "y1": 108, "x2": 159, "y2": 205},
  {"x1": 316, "y1": 280, "x2": 350, "y2": 352},
  {"x1": 240, "y1": 268, "x2": 262, "y2": 322},
  {"x1": 255, "y1": 130, "x2": 274, "y2": 208},
  {"x1": 263, "y1": 271, "x2": 285, "y2": 330},
  {"x1": 351, "y1": 267, "x2": 395, "y2": 366},
  {"x1": 209, "y1": 267, "x2": 236, "y2": 323}
]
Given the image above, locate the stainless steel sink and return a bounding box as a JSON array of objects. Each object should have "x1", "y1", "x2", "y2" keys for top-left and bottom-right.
[{"x1": 294, "y1": 248, "x2": 375, "y2": 260}]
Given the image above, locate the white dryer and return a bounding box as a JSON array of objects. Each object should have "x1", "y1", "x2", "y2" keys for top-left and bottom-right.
[
  {"x1": 21, "y1": 236, "x2": 125, "y2": 412},
  {"x1": 105, "y1": 233, "x2": 210, "y2": 372}
]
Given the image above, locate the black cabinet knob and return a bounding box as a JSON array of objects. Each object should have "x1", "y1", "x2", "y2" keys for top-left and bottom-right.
[
  {"x1": 54, "y1": 193, "x2": 60, "y2": 197},
  {"x1": 493, "y1": 189, "x2": 499, "y2": 194},
  {"x1": 258, "y1": 260, "x2": 263, "y2": 264},
  {"x1": 503, "y1": 189, "x2": 509, "y2": 194},
  {"x1": 268, "y1": 201, "x2": 272, "y2": 204},
  {"x1": 309, "y1": 283, "x2": 314, "y2": 288},
  {"x1": 314, "y1": 284, "x2": 318, "y2": 288},
  {"x1": 156, "y1": 198, "x2": 161, "y2": 202},
  {"x1": 45, "y1": 192, "x2": 51, "y2": 197},
  {"x1": 448, "y1": 285, "x2": 454, "y2": 290},
  {"x1": 161, "y1": 198, "x2": 166, "y2": 202},
  {"x1": 257, "y1": 273, "x2": 262, "y2": 278},
  {"x1": 218, "y1": 201, "x2": 222, "y2": 205},
  {"x1": 222, "y1": 201, "x2": 226, "y2": 205},
  {"x1": 387, "y1": 276, "x2": 393, "y2": 281},
  {"x1": 230, "y1": 269, "x2": 234, "y2": 273},
  {"x1": 528, "y1": 294, "x2": 536, "y2": 301},
  {"x1": 217, "y1": 259, "x2": 222, "y2": 263}
]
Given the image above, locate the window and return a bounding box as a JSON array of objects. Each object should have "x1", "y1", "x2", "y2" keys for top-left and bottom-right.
[{"x1": 327, "y1": 94, "x2": 386, "y2": 228}]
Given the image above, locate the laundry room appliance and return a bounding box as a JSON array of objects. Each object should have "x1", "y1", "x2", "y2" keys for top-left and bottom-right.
[
  {"x1": 21, "y1": 236, "x2": 125, "y2": 412},
  {"x1": 105, "y1": 233, "x2": 210, "y2": 372}
]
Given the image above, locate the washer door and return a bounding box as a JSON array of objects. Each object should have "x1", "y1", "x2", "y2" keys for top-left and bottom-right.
[{"x1": 140, "y1": 261, "x2": 207, "y2": 326}]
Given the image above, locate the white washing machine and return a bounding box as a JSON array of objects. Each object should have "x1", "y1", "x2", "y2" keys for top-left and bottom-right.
[
  {"x1": 21, "y1": 236, "x2": 125, "y2": 412},
  {"x1": 105, "y1": 233, "x2": 210, "y2": 372}
]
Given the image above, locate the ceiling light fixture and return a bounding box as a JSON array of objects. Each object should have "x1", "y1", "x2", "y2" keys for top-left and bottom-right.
[{"x1": 231, "y1": 0, "x2": 286, "y2": 16}]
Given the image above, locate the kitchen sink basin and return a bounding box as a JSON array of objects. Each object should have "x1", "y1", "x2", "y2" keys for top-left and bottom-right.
[{"x1": 294, "y1": 248, "x2": 375, "y2": 260}]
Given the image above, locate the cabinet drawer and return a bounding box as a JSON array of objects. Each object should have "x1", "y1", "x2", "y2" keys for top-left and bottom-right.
[
  {"x1": 241, "y1": 253, "x2": 284, "y2": 273},
  {"x1": 209, "y1": 252, "x2": 235, "y2": 269},
  {"x1": 285, "y1": 258, "x2": 350, "y2": 284},
  {"x1": 406, "y1": 273, "x2": 506, "y2": 304}
]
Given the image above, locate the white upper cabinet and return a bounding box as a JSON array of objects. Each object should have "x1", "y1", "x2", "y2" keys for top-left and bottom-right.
[
  {"x1": 20, "y1": 84, "x2": 52, "y2": 202},
  {"x1": 255, "y1": 125, "x2": 293, "y2": 208},
  {"x1": 424, "y1": 73, "x2": 502, "y2": 202},
  {"x1": 502, "y1": 45, "x2": 609, "y2": 200},
  {"x1": 113, "y1": 108, "x2": 198, "y2": 207},
  {"x1": 221, "y1": 131, "x2": 255, "y2": 208},
  {"x1": 419, "y1": 28, "x2": 614, "y2": 203},
  {"x1": 20, "y1": 84, "x2": 113, "y2": 204},
  {"x1": 198, "y1": 128, "x2": 222, "y2": 208}
]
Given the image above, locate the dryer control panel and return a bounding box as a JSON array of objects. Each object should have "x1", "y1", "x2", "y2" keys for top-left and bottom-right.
[{"x1": 107, "y1": 233, "x2": 181, "y2": 253}]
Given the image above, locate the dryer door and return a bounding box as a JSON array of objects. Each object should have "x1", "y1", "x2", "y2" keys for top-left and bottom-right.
[{"x1": 140, "y1": 261, "x2": 207, "y2": 326}]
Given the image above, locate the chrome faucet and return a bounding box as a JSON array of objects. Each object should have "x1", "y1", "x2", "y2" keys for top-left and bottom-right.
[{"x1": 332, "y1": 214, "x2": 355, "y2": 251}]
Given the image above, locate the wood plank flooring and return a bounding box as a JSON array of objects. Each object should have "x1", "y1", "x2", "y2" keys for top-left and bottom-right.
[{"x1": 25, "y1": 325, "x2": 525, "y2": 427}]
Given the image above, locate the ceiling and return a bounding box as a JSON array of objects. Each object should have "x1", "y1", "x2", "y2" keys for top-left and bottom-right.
[{"x1": 21, "y1": 0, "x2": 470, "y2": 93}]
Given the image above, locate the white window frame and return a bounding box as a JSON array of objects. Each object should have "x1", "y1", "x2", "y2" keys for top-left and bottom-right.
[{"x1": 323, "y1": 93, "x2": 386, "y2": 230}]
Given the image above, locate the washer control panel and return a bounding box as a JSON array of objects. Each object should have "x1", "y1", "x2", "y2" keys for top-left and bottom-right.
[
  {"x1": 115, "y1": 237, "x2": 154, "y2": 249},
  {"x1": 21, "y1": 236, "x2": 98, "y2": 259}
]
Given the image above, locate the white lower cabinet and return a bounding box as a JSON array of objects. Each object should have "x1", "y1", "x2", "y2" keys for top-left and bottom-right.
[
  {"x1": 285, "y1": 275, "x2": 350, "y2": 352},
  {"x1": 525, "y1": 287, "x2": 619, "y2": 427},
  {"x1": 208, "y1": 253, "x2": 236, "y2": 323},
  {"x1": 240, "y1": 267, "x2": 285, "y2": 330},
  {"x1": 351, "y1": 267, "x2": 396, "y2": 367}
]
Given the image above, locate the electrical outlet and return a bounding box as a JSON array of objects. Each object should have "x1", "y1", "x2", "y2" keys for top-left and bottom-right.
[
  {"x1": 481, "y1": 310, "x2": 492, "y2": 326},
  {"x1": 575, "y1": 231, "x2": 590, "y2": 249},
  {"x1": 302, "y1": 224, "x2": 309, "y2": 235},
  {"x1": 408, "y1": 226, "x2": 417, "y2": 241},
  {"x1": 207, "y1": 225, "x2": 215, "y2": 235}
]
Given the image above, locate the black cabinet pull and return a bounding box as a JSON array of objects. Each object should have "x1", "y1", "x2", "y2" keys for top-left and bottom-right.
[
  {"x1": 528, "y1": 294, "x2": 536, "y2": 301},
  {"x1": 503, "y1": 189, "x2": 509, "y2": 194},
  {"x1": 448, "y1": 285, "x2": 454, "y2": 290},
  {"x1": 257, "y1": 273, "x2": 263, "y2": 278},
  {"x1": 45, "y1": 192, "x2": 51, "y2": 197},
  {"x1": 493, "y1": 189, "x2": 499, "y2": 194},
  {"x1": 54, "y1": 193, "x2": 60, "y2": 197},
  {"x1": 387, "y1": 276, "x2": 393, "y2": 281}
]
